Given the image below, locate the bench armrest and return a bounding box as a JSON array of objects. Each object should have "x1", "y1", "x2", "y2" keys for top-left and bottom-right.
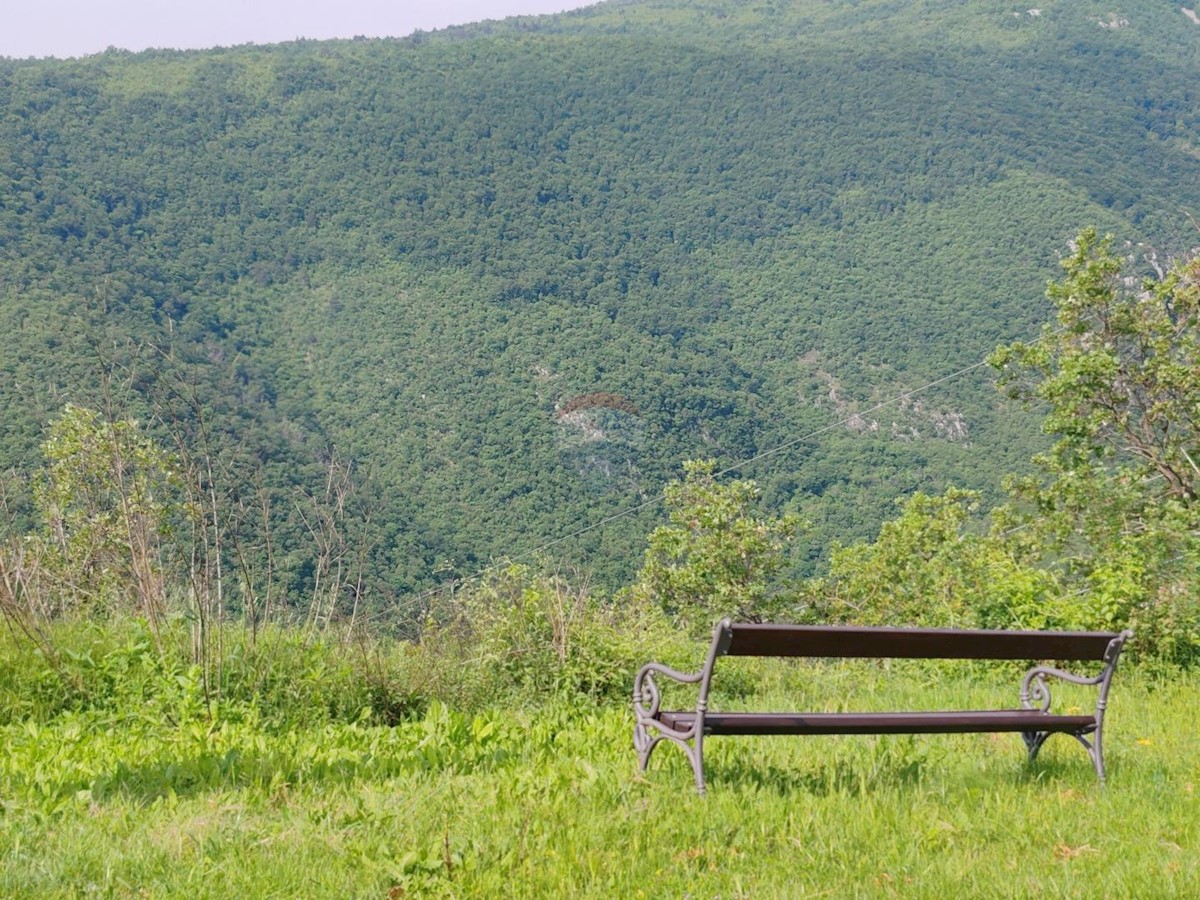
[
  {"x1": 1020, "y1": 665, "x2": 1104, "y2": 712},
  {"x1": 633, "y1": 662, "x2": 703, "y2": 720},
  {"x1": 633, "y1": 620, "x2": 733, "y2": 721},
  {"x1": 1019, "y1": 629, "x2": 1132, "y2": 715}
]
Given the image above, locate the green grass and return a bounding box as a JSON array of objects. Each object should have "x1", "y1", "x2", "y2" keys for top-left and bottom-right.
[{"x1": 1, "y1": 652, "x2": 1195, "y2": 898}]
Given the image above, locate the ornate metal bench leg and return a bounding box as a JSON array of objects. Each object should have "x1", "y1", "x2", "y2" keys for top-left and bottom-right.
[
  {"x1": 1072, "y1": 733, "x2": 1105, "y2": 782},
  {"x1": 1019, "y1": 631, "x2": 1130, "y2": 783},
  {"x1": 634, "y1": 723, "x2": 706, "y2": 793},
  {"x1": 633, "y1": 622, "x2": 728, "y2": 795},
  {"x1": 1089, "y1": 692, "x2": 1109, "y2": 782},
  {"x1": 1021, "y1": 730, "x2": 1050, "y2": 762},
  {"x1": 690, "y1": 733, "x2": 707, "y2": 796},
  {"x1": 635, "y1": 726, "x2": 661, "y2": 773}
]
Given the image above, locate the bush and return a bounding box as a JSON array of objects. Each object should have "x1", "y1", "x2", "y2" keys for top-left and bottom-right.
[
  {"x1": 631, "y1": 460, "x2": 800, "y2": 634},
  {"x1": 0, "y1": 617, "x2": 391, "y2": 728},
  {"x1": 402, "y1": 564, "x2": 691, "y2": 710}
]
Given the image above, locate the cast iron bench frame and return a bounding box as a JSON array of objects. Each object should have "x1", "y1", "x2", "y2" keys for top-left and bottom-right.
[{"x1": 633, "y1": 620, "x2": 1133, "y2": 794}]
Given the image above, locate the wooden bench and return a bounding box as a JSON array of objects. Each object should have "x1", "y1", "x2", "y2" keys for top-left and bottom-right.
[{"x1": 633, "y1": 620, "x2": 1133, "y2": 794}]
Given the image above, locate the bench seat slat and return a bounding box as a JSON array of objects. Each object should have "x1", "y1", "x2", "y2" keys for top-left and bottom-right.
[
  {"x1": 658, "y1": 710, "x2": 1098, "y2": 736},
  {"x1": 725, "y1": 624, "x2": 1118, "y2": 661}
]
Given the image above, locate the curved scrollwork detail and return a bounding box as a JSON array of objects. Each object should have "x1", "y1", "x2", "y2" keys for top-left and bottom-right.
[
  {"x1": 633, "y1": 668, "x2": 662, "y2": 722},
  {"x1": 1020, "y1": 670, "x2": 1052, "y2": 712},
  {"x1": 1020, "y1": 664, "x2": 1106, "y2": 712},
  {"x1": 633, "y1": 663, "x2": 701, "y2": 720},
  {"x1": 633, "y1": 663, "x2": 705, "y2": 753}
]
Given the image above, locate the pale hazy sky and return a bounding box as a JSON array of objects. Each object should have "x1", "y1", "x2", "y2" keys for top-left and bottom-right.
[{"x1": 1, "y1": 1, "x2": 601, "y2": 59}]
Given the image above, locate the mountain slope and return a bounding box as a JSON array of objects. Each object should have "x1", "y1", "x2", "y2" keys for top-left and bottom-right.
[{"x1": 1, "y1": 0, "x2": 1198, "y2": 604}]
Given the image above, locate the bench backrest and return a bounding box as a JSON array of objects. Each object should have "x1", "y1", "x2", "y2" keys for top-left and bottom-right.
[{"x1": 718, "y1": 622, "x2": 1121, "y2": 661}]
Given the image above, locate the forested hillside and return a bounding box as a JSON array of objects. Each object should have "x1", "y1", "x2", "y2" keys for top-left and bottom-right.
[{"x1": 2, "y1": 0, "x2": 1199, "y2": 608}]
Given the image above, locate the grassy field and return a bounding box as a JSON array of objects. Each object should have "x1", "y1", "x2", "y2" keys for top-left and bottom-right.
[{"x1": 1, "y1": 638, "x2": 1195, "y2": 899}]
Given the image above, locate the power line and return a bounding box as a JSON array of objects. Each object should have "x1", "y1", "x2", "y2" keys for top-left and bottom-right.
[
  {"x1": 363, "y1": 352, "x2": 1003, "y2": 627},
  {"x1": 714, "y1": 358, "x2": 993, "y2": 479}
]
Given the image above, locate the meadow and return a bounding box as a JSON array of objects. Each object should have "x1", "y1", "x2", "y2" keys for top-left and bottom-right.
[{"x1": 2, "y1": 622, "x2": 1195, "y2": 898}]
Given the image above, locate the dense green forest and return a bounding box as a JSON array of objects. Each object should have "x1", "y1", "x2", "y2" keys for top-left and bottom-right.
[{"x1": 2, "y1": 0, "x2": 1199, "y2": 613}]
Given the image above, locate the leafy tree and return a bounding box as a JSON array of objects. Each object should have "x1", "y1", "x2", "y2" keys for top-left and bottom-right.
[
  {"x1": 632, "y1": 460, "x2": 799, "y2": 631},
  {"x1": 798, "y1": 488, "x2": 1064, "y2": 629},
  {"x1": 34, "y1": 404, "x2": 179, "y2": 634},
  {"x1": 989, "y1": 230, "x2": 1200, "y2": 663},
  {"x1": 993, "y1": 228, "x2": 1200, "y2": 508}
]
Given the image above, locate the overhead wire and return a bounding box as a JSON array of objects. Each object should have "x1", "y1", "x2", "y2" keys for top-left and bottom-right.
[
  {"x1": 713, "y1": 357, "x2": 994, "y2": 480},
  {"x1": 362, "y1": 319, "x2": 1200, "y2": 631},
  {"x1": 361, "y1": 349, "x2": 1008, "y2": 628}
]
